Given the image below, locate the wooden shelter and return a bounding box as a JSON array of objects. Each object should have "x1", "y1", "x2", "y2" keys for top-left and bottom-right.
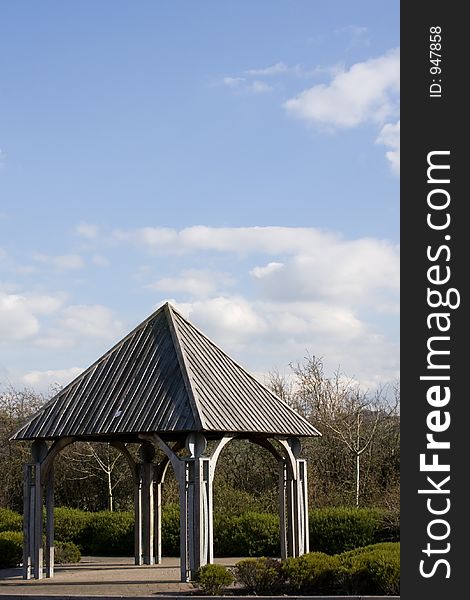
[{"x1": 11, "y1": 302, "x2": 320, "y2": 582}]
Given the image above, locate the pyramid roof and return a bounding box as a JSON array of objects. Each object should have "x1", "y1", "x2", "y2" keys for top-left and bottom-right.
[{"x1": 11, "y1": 303, "x2": 320, "y2": 441}]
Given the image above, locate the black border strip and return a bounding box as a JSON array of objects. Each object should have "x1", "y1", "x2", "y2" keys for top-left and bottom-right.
[{"x1": 401, "y1": 3, "x2": 465, "y2": 598}]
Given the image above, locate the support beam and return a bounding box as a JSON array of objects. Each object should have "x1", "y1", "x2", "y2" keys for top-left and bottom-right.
[
  {"x1": 155, "y1": 481, "x2": 162, "y2": 564},
  {"x1": 277, "y1": 438, "x2": 309, "y2": 558},
  {"x1": 22, "y1": 465, "x2": 32, "y2": 580},
  {"x1": 140, "y1": 433, "x2": 218, "y2": 582},
  {"x1": 141, "y1": 462, "x2": 155, "y2": 565},
  {"x1": 45, "y1": 468, "x2": 55, "y2": 578},
  {"x1": 33, "y1": 463, "x2": 44, "y2": 579},
  {"x1": 134, "y1": 473, "x2": 143, "y2": 565},
  {"x1": 279, "y1": 461, "x2": 287, "y2": 559}
]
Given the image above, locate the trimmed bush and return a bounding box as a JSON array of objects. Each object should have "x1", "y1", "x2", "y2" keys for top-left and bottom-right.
[
  {"x1": 309, "y1": 507, "x2": 397, "y2": 554},
  {"x1": 84, "y1": 511, "x2": 134, "y2": 555},
  {"x1": 54, "y1": 540, "x2": 82, "y2": 564},
  {"x1": 0, "y1": 508, "x2": 22, "y2": 533},
  {"x1": 194, "y1": 563, "x2": 234, "y2": 595},
  {"x1": 162, "y1": 503, "x2": 180, "y2": 556},
  {"x1": 54, "y1": 507, "x2": 92, "y2": 550},
  {"x1": 235, "y1": 557, "x2": 284, "y2": 595},
  {"x1": 340, "y1": 541, "x2": 400, "y2": 595},
  {"x1": 0, "y1": 531, "x2": 23, "y2": 568},
  {"x1": 282, "y1": 551, "x2": 343, "y2": 595},
  {"x1": 215, "y1": 512, "x2": 279, "y2": 557}
]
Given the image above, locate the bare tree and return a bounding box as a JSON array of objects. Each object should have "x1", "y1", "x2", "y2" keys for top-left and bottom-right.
[
  {"x1": 269, "y1": 356, "x2": 400, "y2": 508},
  {"x1": 0, "y1": 385, "x2": 46, "y2": 510},
  {"x1": 65, "y1": 442, "x2": 129, "y2": 511}
]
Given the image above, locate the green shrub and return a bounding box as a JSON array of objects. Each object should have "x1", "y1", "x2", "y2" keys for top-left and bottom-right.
[
  {"x1": 340, "y1": 540, "x2": 399, "y2": 561},
  {"x1": 0, "y1": 508, "x2": 22, "y2": 533},
  {"x1": 84, "y1": 511, "x2": 134, "y2": 555},
  {"x1": 215, "y1": 512, "x2": 279, "y2": 557},
  {"x1": 282, "y1": 552, "x2": 343, "y2": 594},
  {"x1": 162, "y1": 503, "x2": 180, "y2": 556},
  {"x1": 340, "y1": 541, "x2": 400, "y2": 595},
  {"x1": 54, "y1": 505, "x2": 180, "y2": 556},
  {"x1": 54, "y1": 507, "x2": 92, "y2": 549},
  {"x1": 0, "y1": 531, "x2": 23, "y2": 568},
  {"x1": 54, "y1": 540, "x2": 82, "y2": 564},
  {"x1": 194, "y1": 563, "x2": 234, "y2": 595},
  {"x1": 309, "y1": 507, "x2": 395, "y2": 554},
  {"x1": 373, "y1": 509, "x2": 400, "y2": 543},
  {"x1": 235, "y1": 557, "x2": 284, "y2": 595}
]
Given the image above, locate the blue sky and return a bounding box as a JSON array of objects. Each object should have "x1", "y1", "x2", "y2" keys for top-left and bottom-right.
[{"x1": 0, "y1": 1, "x2": 399, "y2": 395}]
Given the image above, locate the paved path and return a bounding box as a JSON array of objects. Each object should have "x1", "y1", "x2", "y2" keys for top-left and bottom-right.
[
  {"x1": 0, "y1": 556, "x2": 400, "y2": 599},
  {"x1": 0, "y1": 556, "x2": 239, "y2": 597}
]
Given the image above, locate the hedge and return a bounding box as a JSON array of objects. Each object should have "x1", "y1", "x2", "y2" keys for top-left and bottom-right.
[
  {"x1": 234, "y1": 543, "x2": 400, "y2": 596},
  {"x1": 0, "y1": 531, "x2": 23, "y2": 568},
  {"x1": 54, "y1": 507, "x2": 93, "y2": 550},
  {"x1": 309, "y1": 507, "x2": 399, "y2": 555},
  {"x1": 0, "y1": 508, "x2": 22, "y2": 533},
  {"x1": 0, "y1": 531, "x2": 81, "y2": 569},
  {"x1": 0, "y1": 506, "x2": 399, "y2": 558},
  {"x1": 214, "y1": 512, "x2": 280, "y2": 557},
  {"x1": 281, "y1": 552, "x2": 343, "y2": 594},
  {"x1": 340, "y1": 542, "x2": 400, "y2": 595}
]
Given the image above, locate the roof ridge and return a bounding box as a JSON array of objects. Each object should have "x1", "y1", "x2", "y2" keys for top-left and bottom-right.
[{"x1": 164, "y1": 303, "x2": 206, "y2": 431}]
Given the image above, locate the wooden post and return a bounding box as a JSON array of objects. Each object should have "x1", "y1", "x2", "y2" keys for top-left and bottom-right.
[
  {"x1": 296, "y1": 459, "x2": 309, "y2": 554},
  {"x1": 279, "y1": 461, "x2": 288, "y2": 559},
  {"x1": 33, "y1": 463, "x2": 44, "y2": 579},
  {"x1": 286, "y1": 466, "x2": 297, "y2": 556},
  {"x1": 182, "y1": 457, "x2": 210, "y2": 581},
  {"x1": 206, "y1": 459, "x2": 214, "y2": 564},
  {"x1": 155, "y1": 481, "x2": 162, "y2": 564},
  {"x1": 142, "y1": 462, "x2": 154, "y2": 565},
  {"x1": 179, "y1": 461, "x2": 190, "y2": 582},
  {"x1": 45, "y1": 467, "x2": 55, "y2": 578},
  {"x1": 139, "y1": 432, "x2": 213, "y2": 583},
  {"x1": 22, "y1": 465, "x2": 33, "y2": 580},
  {"x1": 134, "y1": 472, "x2": 143, "y2": 565}
]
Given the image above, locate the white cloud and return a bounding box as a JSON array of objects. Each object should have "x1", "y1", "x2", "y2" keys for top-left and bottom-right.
[
  {"x1": 222, "y1": 76, "x2": 272, "y2": 93},
  {"x1": 251, "y1": 262, "x2": 284, "y2": 278},
  {"x1": 127, "y1": 225, "x2": 399, "y2": 387},
  {"x1": 171, "y1": 296, "x2": 269, "y2": 347},
  {"x1": 116, "y1": 225, "x2": 399, "y2": 314},
  {"x1": 223, "y1": 77, "x2": 245, "y2": 88},
  {"x1": 114, "y1": 225, "x2": 329, "y2": 255},
  {"x1": 0, "y1": 293, "x2": 40, "y2": 341},
  {"x1": 58, "y1": 304, "x2": 126, "y2": 340},
  {"x1": 250, "y1": 237, "x2": 399, "y2": 309},
  {"x1": 245, "y1": 62, "x2": 288, "y2": 76},
  {"x1": 0, "y1": 292, "x2": 64, "y2": 343},
  {"x1": 284, "y1": 47, "x2": 399, "y2": 128},
  {"x1": 336, "y1": 25, "x2": 369, "y2": 37},
  {"x1": 22, "y1": 367, "x2": 84, "y2": 390},
  {"x1": 92, "y1": 253, "x2": 110, "y2": 267},
  {"x1": 250, "y1": 80, "x2": 272, "y2": 93},
  {"x1": 376, "y1": 120, "x2": 400, "y2": 174},
  {"x1": 76, "y1": 222, "x2": 100, "y2": 239},
  {"x1": 166, "y1": 296, "x2": 398, "y2": 388},
  {"x1": 148, "y1": 269, "x2": 234, "y2": 298},
  {"x1": 113, "y1": 225, "x2": 397, "y2": 272},
  {"x1": 34, "y1": 253, "x2": 85, "y2": 270}
]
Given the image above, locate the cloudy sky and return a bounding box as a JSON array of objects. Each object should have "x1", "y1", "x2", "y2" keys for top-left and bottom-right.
[{"x1": 0, "y1": 1, "x2": 399, "y2": 395}]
